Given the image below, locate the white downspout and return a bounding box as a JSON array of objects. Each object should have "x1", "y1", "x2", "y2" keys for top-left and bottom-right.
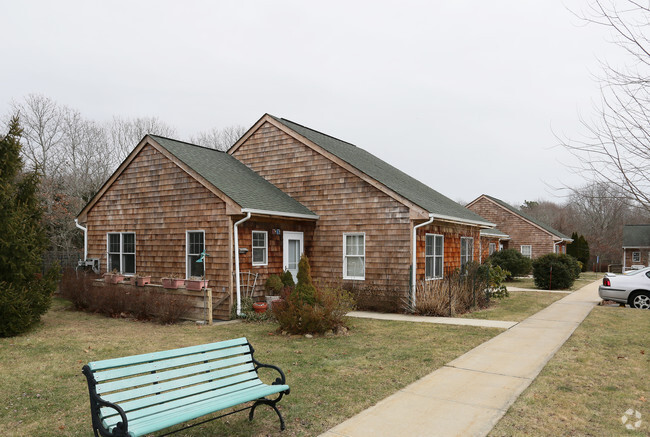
[
  {"x1": 74, "y1": 219, "x2": 88, "y2": 261},
  {"x1": 234, "y1": 212, "x2": 251, "y2": 316},
  {"x1": 411, "y1": 214, "x2": 434, "y2": 309}
]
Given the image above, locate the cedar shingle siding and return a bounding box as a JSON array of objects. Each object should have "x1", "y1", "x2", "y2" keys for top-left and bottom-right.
[
  {"x1": 84, "y1": 145, "x2": 232, "y2": 319},
  {"x1": 80, "y1": 114, "x2": 497, "y2": 317},
  {"x1": 467, "y1": 195, "x2": 569, "y2": 258},
  {"x1": 232, "y1": 121, "x2": 412, "y2": 307}
]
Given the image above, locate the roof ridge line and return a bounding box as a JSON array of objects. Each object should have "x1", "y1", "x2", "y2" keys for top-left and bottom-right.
[
  {"x1": 149, "y1": 134, "x2": 225, "y2": 153},
  {"x1": 279, "y1": 117, "x2": 360, "y2": 149}
]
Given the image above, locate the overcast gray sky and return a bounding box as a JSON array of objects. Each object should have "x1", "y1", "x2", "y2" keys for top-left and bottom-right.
[{"x1": 1, "y1": 0, "x2": 625, "y2": 206}]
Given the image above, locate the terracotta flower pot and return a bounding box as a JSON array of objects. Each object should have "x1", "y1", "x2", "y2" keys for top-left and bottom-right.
[
  {"x1": 162, "y1": 278, "x2": 185, "y2": 289},
  {"x1": 135, "y1": 276, "x2": 151, "y2": 287},
  {"x1": 252, "y1": 302, "x2": 268, "y2": 313},
  {"x1": 185, "y1": 279, "x2": 208, "y2": 291},
  {"x1": 103, "y1": 273, "x2": 125, "y2": 284}
]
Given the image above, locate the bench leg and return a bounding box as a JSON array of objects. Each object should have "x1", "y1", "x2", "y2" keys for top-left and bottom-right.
[{"x1": 249, "y1": 399, "x2": 286, "y2": 431}]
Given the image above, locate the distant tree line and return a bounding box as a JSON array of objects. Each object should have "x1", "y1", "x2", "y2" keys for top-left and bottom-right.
[
  {"x1": 519, "y1": 182, "x2": 650, "y2": 269},
  {"x1": 3, "y1": 93, "x2": 246, "y2": 253}
]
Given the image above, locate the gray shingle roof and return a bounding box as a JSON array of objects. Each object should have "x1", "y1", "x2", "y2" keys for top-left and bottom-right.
[
  {"x1": 622, "y1": 224, "x2": 650, "y2": 247},
  {"x1": 151, "y1": 135, "x2": 317, "y2": 218},
  {"x1": 270, "y1": 116, "x2": 493, "y2": 226},
  {"x1": 481, "y1": 195, "x2": 572, "y2": 240},
  {"x1": 480, "y1": 228, "x2": 510, "y2": 239}
]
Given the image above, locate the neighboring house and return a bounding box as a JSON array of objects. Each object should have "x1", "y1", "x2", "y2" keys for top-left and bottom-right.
[
  {"x1": 622, "y1": 224, "x2": 650, "y2": 270},
  {"x1": 77, "y1": 114, "x2": 495, "y2": 318},
  {"x1": 479, "y1": 228, "x2": 510, "y2": 262},
  {"x1": 467, "y1": 194, "x2": 572, "y2": 259}
]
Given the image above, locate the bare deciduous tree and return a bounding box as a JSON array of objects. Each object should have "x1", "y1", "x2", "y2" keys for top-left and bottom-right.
[
  {"x1": 190, "y1": 125, "x2": 247, "y2": 151},
  {"x1": 108, "y1": 116, "x2": 177, "y2": 162},
  {"x1": 562, "y1": 0, "x2": 650, "y2": 213},
  {"x1": 10, "y1": 94, "x2": 65, "y2": 176}
]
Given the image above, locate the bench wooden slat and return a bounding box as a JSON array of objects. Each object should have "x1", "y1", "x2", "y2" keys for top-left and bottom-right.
[
  {"x1": 101, "y1": 378, "x2": 265, "y2": 428},
  {"x1": 88, "y1": 337, "x2": 248, "y2": 371},
  {"x1": 99, "y1": 372, "x2": 261, "y2": 419},
  {"x1": 102, "y1": 362, "x2": 256, "y2": 404},
  {"x1": 83, "y1": 338, "x2": 289, "y2": 436},
  {"x1": 127, "y1": 384, "x2": 290, "y2": 437},
  {"x1": 93, "y1": 344, "x2": 251, "y2": 382},
  {"x1": 96, "y1": 354, "x2": 252, "y2": 394}
]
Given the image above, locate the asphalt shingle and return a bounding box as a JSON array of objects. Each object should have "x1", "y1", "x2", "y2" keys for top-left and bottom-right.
[
  {"x1": 270, "y1": 116, "x2": 493, "y2": 225},
  {"x1": 151, "y1": 135, "x2": 317, "y2": 218},
  {"x1": 622, "y1": 224, "x2": 650, "y2": 247}
]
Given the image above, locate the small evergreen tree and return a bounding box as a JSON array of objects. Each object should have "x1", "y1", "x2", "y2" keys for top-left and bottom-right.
[
  {"x1": 0, "y1": 116, "x2": 59, "y2": 337},
  {"x1": 567, "y1": 233, "x2": 590, "y2": 271},
  {"x1": 294, "y1": 255, "x2": 316, "y2": 305}
]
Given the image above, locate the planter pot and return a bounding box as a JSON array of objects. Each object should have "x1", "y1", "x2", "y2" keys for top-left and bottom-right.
[
  {"x1": 252, "y1": 302, "x2": 268, "y2": 313},
  {"x1": 265, "y1": 295, "x2": 281, "y2": 308},
  {"x1": 185, "y1": 279, "x2": 208, "y2": 291},
  {"x1": 103, "y1": 273, "x2": 125, "y2": 284},
  {"x1": 135, "y1": 276, "x2": 151, "y2": 287},
  {"x1": 162, "y1": 278, "x2": 185, "y2": 289}
]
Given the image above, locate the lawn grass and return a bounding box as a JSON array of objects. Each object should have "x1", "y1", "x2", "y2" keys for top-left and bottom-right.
[
  {"x1": 507, "y1": 271, "x2": 602, "y2": 291},
  {"x1": 490, "y1": 305, "x2": 650, "y2": 436},
  {"x1": 460, "y1": 291, "x2": 565, "y2": 322},
  {"x1": 0, "y1": 298, "x2": 499, "y2": 436}
]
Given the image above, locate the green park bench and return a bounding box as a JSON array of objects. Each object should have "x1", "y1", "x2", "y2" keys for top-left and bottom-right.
[{"x1": 82, "y1": 337, "x2": 290, "y2": 436}]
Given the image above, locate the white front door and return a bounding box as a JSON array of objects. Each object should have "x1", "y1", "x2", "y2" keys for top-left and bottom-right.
[{"x1": 283, "y1": 231, "x2": 304, "y2": 281}]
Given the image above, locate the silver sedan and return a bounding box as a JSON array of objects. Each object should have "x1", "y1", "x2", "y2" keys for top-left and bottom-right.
[{"x1": 599, "y1": 267, "x2": 650, "y2": 309}]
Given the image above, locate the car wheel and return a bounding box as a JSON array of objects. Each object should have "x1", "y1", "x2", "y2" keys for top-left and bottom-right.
[{"x1": 630, "y1": 291, "x2": 650, "y2": 309}]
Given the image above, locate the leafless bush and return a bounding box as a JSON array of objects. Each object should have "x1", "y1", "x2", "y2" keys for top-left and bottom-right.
[
  {"x1": 406, "y1": 264, "x2": 490, "y2": 317},
  {"x1": 58, "y1": 270, "x2": 192, "y2": 324}
]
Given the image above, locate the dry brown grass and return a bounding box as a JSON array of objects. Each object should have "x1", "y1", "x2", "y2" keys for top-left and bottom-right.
[
  {"x1": 490, "y1": 305, "x2": 650, "y2": 436},
  {"x1": 0, "y1": 298, "x2": 499, "y2": 436}
]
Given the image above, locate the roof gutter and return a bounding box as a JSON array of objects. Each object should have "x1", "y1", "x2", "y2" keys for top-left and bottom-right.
[
  {"x1": 411, "y1": 214, "x2": 435, "y2": 309},
  {"x1": 74, "y1": 219, "x2": 88, "y2": 261},
  {"x1": 234, "y1": 212, "x2": 251, "y2": 316},
  {"x1": 240, "y1": 208, "x2": 319, "y2": 220},
  {"x1": 432, "y1": 213, "x2": 494, "y2": 228}
]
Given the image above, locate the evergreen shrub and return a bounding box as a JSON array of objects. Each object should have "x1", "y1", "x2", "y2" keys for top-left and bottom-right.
[
  {"x1": 532, "y1": 254, "x2": 580, "y2": 290},
  {"x1": 488, "y1": 249, "x2": 532, "y2": 279}
]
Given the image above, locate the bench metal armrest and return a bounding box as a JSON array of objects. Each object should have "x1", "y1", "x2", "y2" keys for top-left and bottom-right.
[
  {"x1": 254, "y1": 361, "x2": 287, "y2": 386},
  {"x1": 247, "y1": 342, "x2": 287, "y2": 387},
  {"x1": 82, "y1": 365, "x2": 129, "y2": 437}
]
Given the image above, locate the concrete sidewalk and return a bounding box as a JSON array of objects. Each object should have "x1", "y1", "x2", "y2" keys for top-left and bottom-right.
[
  {"x1": 321, "y1": 281, "x2": 601, "y2": 437},
  {"x1": 347, "y1": 311, "x2": 518, "y2": 329}
]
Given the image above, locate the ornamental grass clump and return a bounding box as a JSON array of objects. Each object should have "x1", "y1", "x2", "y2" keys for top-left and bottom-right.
[{"x1": 272, "y1": 255, "x2": 355, "y2": 334}]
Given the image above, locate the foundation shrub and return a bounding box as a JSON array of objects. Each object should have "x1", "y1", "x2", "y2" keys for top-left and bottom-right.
[
  {"x1": 532, "y1": 254, "x2": 580, "y2": 290},
  {"x1": 488, "y1": 249, "x2": 532, "y2": 278},
  {"x1": 265, "y1": 275, "x2": 284, "y2": 294},
  {"x1": 280, "y1": 270, "x2": 295, "y2": 288},
  {"x1": 58, "y1": 270, "x2": 191, "y2": 324},
  {"x1": 409, "y1": 263, "x2": 491, "y2": 316},
  {"x1": 272, "y1": 255, "x2": 355, "y2": 334},
  {"x1": 152, "y1": 291, "x2": 194, "y2": 324},
  {"x1": 231, "y1": 296, "x2": 272, "y2": 322}
]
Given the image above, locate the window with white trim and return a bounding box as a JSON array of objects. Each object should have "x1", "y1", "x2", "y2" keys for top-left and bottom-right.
[
  {"x1": 186, "y1": 231, "x2": 205, "y2": 278},
  {"x1": 107, "y1": 232, "x2": 135, "y2": 274},
  {"x1": 425, "y1": 234, "x2": 444, "y2": 279},
  {"x1": 460, "y1": 237, "x2": 474, "y2": 269},
  {"x1": 521, "y1": 245, "x2": 532, "y2": 258},
  {"x1": 489, "y1": 242, "x2": 496, "y2": 255},
  {"x1": 632, "y1": 251, "x2": 641, "y2": 263},
  {"x1": 252, "y1": 231, "x2": 268, "y2": 266},
  {"x1": 343, "y1": 233, "x2": 365, "y2": 280}
]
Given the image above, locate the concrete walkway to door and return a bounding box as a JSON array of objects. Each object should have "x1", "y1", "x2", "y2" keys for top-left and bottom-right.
[{"x1": 320, "y1": 280, "x2": 602, "y2": 437}]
